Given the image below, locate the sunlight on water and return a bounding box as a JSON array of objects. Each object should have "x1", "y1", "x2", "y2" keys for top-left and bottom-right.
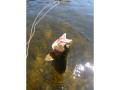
[
  {"x1": 85, "y1": 62, "x2": 93, "y2": 69},
  {"x1": 27, "y1": 0, "x2": 94, "y2": 89},
  {"x1": 73, "y1": 62, "x2": 94, "y2": 79}
]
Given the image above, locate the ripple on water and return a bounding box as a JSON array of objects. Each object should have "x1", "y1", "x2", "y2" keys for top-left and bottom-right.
[{"x1": 27, "y1": 0, "x2": 93, "y2": 89}]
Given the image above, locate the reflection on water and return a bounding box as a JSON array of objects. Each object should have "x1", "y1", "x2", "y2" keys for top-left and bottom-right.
[
  {"x1": 27, "y1": 0, "x2": 93, "y2": 90},
  {"x1": 73, "y1": 62, "x2": 93, "y2": 79}
]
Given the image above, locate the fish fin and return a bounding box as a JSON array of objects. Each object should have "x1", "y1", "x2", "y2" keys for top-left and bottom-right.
[
  {"x1": 45, "y1": 52, "x2": 56, "y2": 61},
  {"x1": 60, "y1": 33, "x2": 66, "y2": 39}
]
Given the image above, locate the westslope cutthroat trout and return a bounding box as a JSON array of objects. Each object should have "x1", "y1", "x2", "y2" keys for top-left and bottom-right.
[{"x1": 45, "y1": 33, "x2": 72, "y2": 74}]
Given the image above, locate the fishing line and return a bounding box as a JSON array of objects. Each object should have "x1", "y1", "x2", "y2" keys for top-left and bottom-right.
[
  {"x1": 26, "y1": 1, "x2": 60, "y2": 58},
  {"x1": 31, "y1": 2, "x2": 60, "y2": 39},
  {"x1": 26, "y1": 2, "x2": 60, "y2": 58},
  {"x1": 27, "y1": 1, "x2": 57, "y2": 45}
]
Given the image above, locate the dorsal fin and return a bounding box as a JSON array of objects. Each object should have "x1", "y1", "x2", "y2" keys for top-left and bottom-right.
[{"x1": 45, "y1": 52, "x2": 56, "y2": 61}]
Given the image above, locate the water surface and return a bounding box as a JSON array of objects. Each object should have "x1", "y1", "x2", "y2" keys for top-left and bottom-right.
[{"x1": 27, "y1": 0, "x2": 94, "y2": 90}]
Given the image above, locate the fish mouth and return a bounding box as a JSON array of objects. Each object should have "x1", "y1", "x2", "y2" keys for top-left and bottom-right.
[
  {"x1": 45, "y1": 33, "x2": 72, "y2": 61},
  {"x1": 65, "y1": 41, "x2": 72, "y2": 48},
  {"x1": 52, "y1": 33, "x2": 72, "y2": 53}
]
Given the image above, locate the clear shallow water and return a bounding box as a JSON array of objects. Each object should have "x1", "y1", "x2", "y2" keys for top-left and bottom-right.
[{"x1": 27, "y1": 0, "x2": 93, "y2": 90}]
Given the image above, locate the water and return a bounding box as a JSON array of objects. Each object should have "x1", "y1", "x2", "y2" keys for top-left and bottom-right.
[{"x1": 27, "y1": 0, "x2": 94, "y2": 90}]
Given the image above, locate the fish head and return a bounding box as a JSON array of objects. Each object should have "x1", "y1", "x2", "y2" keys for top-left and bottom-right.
[
  {"x1": 45, "y1": 33, "x2": 72, "y2": 61},
  {"x1": 52, "y1": 33, "x2": 72, "y2": 54}
]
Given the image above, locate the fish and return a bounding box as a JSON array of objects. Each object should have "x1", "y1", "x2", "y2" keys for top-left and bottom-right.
[{"x1": 45, "y1": 33, "x2": 72, "y2": 74}]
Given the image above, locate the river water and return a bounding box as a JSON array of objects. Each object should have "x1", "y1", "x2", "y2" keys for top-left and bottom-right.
[{"x1": 27, "y1": 0, "x2": 94, "y2": 90}]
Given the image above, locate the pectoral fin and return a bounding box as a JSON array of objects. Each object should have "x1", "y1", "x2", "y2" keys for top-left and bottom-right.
[{"x1": 45, "y1": 52, "x2": 56, "y2": 61}]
